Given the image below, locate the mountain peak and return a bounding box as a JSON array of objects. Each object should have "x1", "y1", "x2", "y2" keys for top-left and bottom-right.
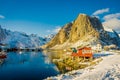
[
  {"x1": 78, "y1": 13, "x2": 87, "y2": 16},
  {"x1": 75, "y1": 14, "x2": 89, "y2": 23},
  {"x1": 69, "y1": 13, "x2": 104, "y2": 42},
  {"x1": 42, "y1": 14, "x2": 119, "y2": 49}
]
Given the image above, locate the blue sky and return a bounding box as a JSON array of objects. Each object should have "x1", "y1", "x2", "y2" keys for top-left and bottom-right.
[{"x1": 0, "y1": 0, "x2": 120, "y2": 36}]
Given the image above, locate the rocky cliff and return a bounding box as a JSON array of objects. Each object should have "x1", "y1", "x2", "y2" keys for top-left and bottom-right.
[
  {"x1": 42, "y1": 14, "x2": 120, "y2": 49},
  {"x1": 43, "y1": 23, "x2": 72, "y2": 48},
  {"x1": 69, "y1": 14, "x2": 103, "y2": 42}
]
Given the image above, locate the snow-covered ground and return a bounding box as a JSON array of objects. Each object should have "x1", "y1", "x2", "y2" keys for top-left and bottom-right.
[{"x1": 46, "y1": 51, "x2": 120, "y2": 80}]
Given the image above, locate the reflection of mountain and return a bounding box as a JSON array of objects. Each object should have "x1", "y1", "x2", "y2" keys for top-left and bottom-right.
[
  {"x1": 42, "y1": 14, "x2": 120, "y2": 49},
  {"x1": 0, "y1": 25, "x2": 50, "y2": 48}
]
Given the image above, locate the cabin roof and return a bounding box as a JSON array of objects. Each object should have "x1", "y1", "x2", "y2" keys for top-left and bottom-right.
[{"x1": 78, "y1": 47, "x2": 92, "y2": 50}]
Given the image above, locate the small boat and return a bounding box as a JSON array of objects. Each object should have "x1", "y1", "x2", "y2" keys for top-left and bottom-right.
[{"x1": 0, "y1": 52, "x2": 7, "y2": 59}]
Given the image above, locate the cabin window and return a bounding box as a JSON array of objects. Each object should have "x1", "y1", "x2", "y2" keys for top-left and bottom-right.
[{"x1": 82, "y1": 49, "x2": 91, "y2": 54}]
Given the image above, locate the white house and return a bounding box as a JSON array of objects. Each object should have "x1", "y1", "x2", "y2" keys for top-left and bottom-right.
[{"x1": 92, "y1": 43, "x2": 102, "y2": 52}]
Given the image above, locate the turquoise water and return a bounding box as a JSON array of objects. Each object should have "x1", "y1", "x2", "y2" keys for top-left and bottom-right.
[{"x1": 0, "y1": 52, "x2": 59, "y2": 80}]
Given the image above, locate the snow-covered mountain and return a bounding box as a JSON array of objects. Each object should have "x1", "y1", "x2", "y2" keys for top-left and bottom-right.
[
  {"x1": 44, "y1": 34, "x2": 55, "y2": 43},
  {"x1": 104, "y1": 28, "x2": 119, "y2": 38},
  {"x1": 0, "y1": 25, "x2": 49, "y2": 48},
  {"x1": 104, "y1": 28, "x2": 120, "y2": 46}
]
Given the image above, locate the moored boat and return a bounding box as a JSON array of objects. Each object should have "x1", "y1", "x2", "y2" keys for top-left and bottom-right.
[{"x1": 0, "y1": 52, "x2": 7, "y2": 59}]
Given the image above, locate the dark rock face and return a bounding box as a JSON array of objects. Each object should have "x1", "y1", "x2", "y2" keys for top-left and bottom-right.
[{"x1": 0, "y1": 25, "x2": 6, "y2": 41}]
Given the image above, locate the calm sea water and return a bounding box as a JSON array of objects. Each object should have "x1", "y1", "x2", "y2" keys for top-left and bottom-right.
[{"x1": 0, "y1": 51, "x2": 59, "y2": 80}]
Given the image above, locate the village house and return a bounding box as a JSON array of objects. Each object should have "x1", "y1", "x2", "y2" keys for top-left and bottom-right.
[
  {"x1": 71, "y1": 47, "x2": 93, "y2": 58},
  {"x1": 92, "y1": 43, "x2": 102, "y2": 52}
]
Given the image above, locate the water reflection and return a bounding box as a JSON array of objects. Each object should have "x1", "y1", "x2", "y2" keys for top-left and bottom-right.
[
  {"x1": 43, "y1": 50, "x2": 65, "y2": 59},
  {"x1": 43, "y1": 50, "x2": 68, "y2": 73},
  {"x1": 18, "y1": 51, "x2": 22, "y2": 54},
  {"x1": 0, "y1": 51, "x2": 59, "y2": 80}
]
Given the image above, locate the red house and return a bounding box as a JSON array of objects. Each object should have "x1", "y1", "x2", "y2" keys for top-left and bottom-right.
[{"x1": 71, "y1": 47, "x2": 93, "y2": 58}]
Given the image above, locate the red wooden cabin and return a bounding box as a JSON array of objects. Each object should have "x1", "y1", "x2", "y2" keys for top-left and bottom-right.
[{"x1": 71, "y1": 47, "x2": 93, "y2": 58}]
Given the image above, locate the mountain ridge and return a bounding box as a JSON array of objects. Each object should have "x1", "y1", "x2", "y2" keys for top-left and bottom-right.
[
  {"x1": 42, "y1": 14, "x2": 120, "y2": 49},
  {"x1": 0, "y1": 25, "x2": 50, "y2": 48}
]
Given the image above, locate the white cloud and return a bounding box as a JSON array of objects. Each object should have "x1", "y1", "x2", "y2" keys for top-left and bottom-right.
[
  {"x1": 46, "y1": 26, "x2": 61, "y2": 33},
  {"x1": 103, "y1": 13, "x2": 120, "y2": 21},
  {"x1": 94, "y1": 15, "x2": 100, "y2": 19},
  {"x1": 103, "y1": 18, "x2": 120, "y2": 31},
  {"x1": 92, "y1": 8, "x2": 109, "y2": 16},
  {"x1": 53, "y1": 26, "x2": 61, "y2": 33},
  {"x1": 0, "y1": 14, "x2": 5, "y2": 19},
  {"x1": 102, "y1": 13, "x2": 120, "y2": 32}
]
